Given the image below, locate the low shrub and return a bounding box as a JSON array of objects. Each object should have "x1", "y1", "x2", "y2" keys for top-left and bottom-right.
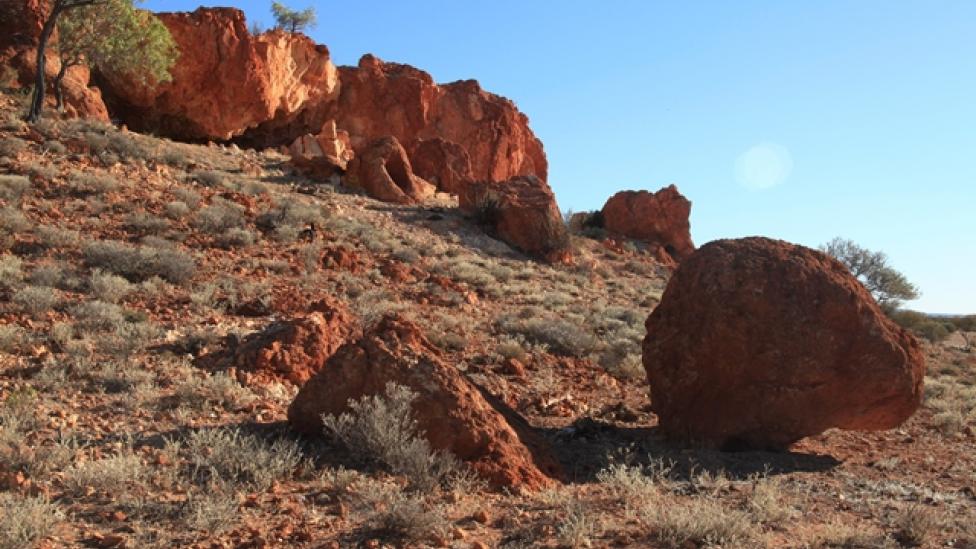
[
  {"x1": 498, "y1": 313, "x2": 602, "y2": 358},
  {"x1": 12, "y1": 286, "x2": 59, "y2": 318},
  {"x1": 0, "y1": 494, "x2": 63, "y2": 549},
  {"x1": 184, "y1": 427, "x2": 303, "y2": 490},
  {"x1": 0, "y1": 137, "x2": 28, "y2": 159},
  {"x1": 0, "y1": 175, "x2": 30, "y2": 201},
  {"x1": 83, "y1": 240, "x2": 196, "y2": 284},
  {"x1": 195, "y1": 199, "x2": 246, "y2": 233},
  {"x1": 322, "y1": 383, "x2": 460, "y2": 491}
]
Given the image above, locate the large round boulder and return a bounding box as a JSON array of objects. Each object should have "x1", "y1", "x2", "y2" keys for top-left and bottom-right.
[
  {"x1": 288, "y1": 315, "x2": 560, "y2": 490},
  {"x1": 458, "y1": 175, "x2": 572, "y2": 263},
  {"x1": 642, "y1": 237, "x2": 925, "y2": 450}
]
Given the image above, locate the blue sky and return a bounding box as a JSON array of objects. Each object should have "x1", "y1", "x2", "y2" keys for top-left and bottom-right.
[{"x1": 145, "y1": 1, "x2": 976, "y2": 314}]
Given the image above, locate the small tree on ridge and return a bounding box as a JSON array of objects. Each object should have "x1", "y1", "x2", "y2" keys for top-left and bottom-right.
[{"x1": 271, "y1": 2, "x2": 317, "y2": 33}]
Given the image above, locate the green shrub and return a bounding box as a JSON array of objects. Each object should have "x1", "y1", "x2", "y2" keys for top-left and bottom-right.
[
  {"x1": 215, "y1": 227, "x2": 256, "y2": 249},
  {"x1": 0, "y1": 206, "x2": 31, "y2": 234},
  {"x1": 12, "y1": 286, "x2": 59, "y2": 318},
  {"x1": 498, "y1": 314, "x2": 601, "y2": 358},
  {"x1": 184, "y1": 427, "x2": 303, "y2": 490},
  {"x1": 0, "y1": 494, "x2": 63, "y2": 549},
  {"x1": 65, "y1": 170, "x2": 119, "y2": 196},
  {"x1": 0, "y1": 325, "x2": 27, "y2": 354},
  {"x1": 0, "y1": 255, "x2": 23, "y2": 288},
  {"x1": 63, "y1": 451, "x2": 148, "y2": 496},
  {"x1": 0, "y1": 137, "x2": 28, "y2": 159},
  {"x1": 124, "y1": 212, "x2": 169, "y2": 236},
  {"x1": 0, "y1": 175, "x2": 30, "y2": 201},
  {"x1": 83, "y1": 240, "x2": 195, "y2": 284},
  {"x1": 195, "y1": 199, "x2": 246, "y2": 233},
  {"x1": 191, "y1": 170, "x2": 228, "y2": 187},
  {"x1": 322, "y1": 383, "x2": 460, "y2": 491},
  {"x1": 88, "y1": 269, "x2": 134, "y2": 303},
  {"x1": 164, "y1": 200, "x2": 191, "y2": 219}
]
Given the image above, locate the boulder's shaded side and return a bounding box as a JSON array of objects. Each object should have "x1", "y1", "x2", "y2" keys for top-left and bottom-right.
[
  {"x1": 97, "y1": 7, "x2": 339, "y2": 143},
  {"x1": 458, "y1": 175, "x2": 572, "y2": 263},
  {"x1": 288, "y1": 315, "x2": 560, "y2": 490},
  {"x1": 345, "y1": 136, "x2": 436, "y2": 204},
  {"x1": 408, "y1": 137, "x2": 474, "y2": 195},
  {"x1": 601, "y1": 185, "x2": 695, "y2": 263},
  {"x1": 336, "y1": 54, "x2": 547, "y2": 190},
  {"x1": 0, "y1": 0, "x2": 109, "y2": 120},
  {"x1": 642, "y1": 237, "x2": 925, "y2": 450}
]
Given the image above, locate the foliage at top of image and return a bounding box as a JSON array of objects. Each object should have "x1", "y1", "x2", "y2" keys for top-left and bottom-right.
[
  {"x1": 271, "y1": 1, "x2": 317, "y2": 33},
  {"x1": 822, "y1": 237, "x2": 920, "y2": 312},
  {"x1": 26, "y1": 0, "x2": 177, "y2": 121}
]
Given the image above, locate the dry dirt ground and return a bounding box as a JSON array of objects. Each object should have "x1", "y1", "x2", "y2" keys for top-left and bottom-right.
[{"x1": 0, "y1": 92, "x2": 974, "y2": 548}]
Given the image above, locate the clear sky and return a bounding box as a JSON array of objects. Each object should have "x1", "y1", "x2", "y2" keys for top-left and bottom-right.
[{"x1": 144, "y1": 1, "x2": 976, "y2": 314}]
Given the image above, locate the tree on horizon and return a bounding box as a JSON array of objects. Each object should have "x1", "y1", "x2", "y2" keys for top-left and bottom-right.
[{"x1": 271, "y1": 2, "x2": 317, "y2": 34}]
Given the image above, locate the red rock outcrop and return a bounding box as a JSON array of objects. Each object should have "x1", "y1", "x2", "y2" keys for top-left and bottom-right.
[
  {"x1": 336, "y1": 54, "x2": 546, "y2": 190},
  {"x1": 459, "y1": 175, "x2": 572, "y2": 263},
  {"x1": 288, "y1": 315, "x2": 560, "y2": 490},
  {"x1": 345, "y1": 136, "x2": 435, "y2": 204},
  {"x1": 601, "y1": 186, "x2": 695, "y2": 262},
  {"x1": 408, "y1": 137, "x2": 474, "y2": 195},
  {"x1": 96, "y1": 7, "x2": 339, "y2": 143},
  {"x1": 0, "y1": 0, "x2": 109, "y2": 120},
  {"x1": 225, "y1": 297, "x2": 356, "y2": 384},
  {"x1": 642, "y1": 237, "x2": 926, "y2": 450},
  {"x1": 284, "y1": 119, "x2": 354, "y2": 177}
]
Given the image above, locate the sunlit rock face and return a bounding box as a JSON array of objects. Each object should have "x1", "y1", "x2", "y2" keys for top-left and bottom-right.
[
  {"x1": 97, "y1": 7, "x2": 339, "y2": 144},
  {"x1": 336, "y1": 54, "x2": 547, "y2": 190}
]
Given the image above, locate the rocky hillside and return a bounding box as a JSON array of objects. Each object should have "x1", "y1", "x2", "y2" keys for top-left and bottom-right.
[{"x1": 0, "y1": 3, "x2": 974, "y2": 549}]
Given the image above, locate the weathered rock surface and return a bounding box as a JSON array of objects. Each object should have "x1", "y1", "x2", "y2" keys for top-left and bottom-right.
[
  {"x1": 643, "y1": 237, "x2": 926, "y2": 450},
  {"x1": 288, "y1": 315, "x2": 560, "y2": 490},
  {"x1": 601, "y1": 186, "x2": 695, "y2": 262},
  {"x1": 459, "y1": 175, "x2": 571, "y2": 263},
  {"x1": 284, "y1": 119, "x2": 354, "y2": 177},
  {"x1": 337, "y1": 54, "x2": 546, "y2": 190},
  {"x1": 97, "y1": 7, "x2": 339, "y2": 143},
  {"x1": 0, "y1": 0, "x2": 109, "y2": 120},
  {"x1": 226, "y1": 297, "x2": 356, "y2": 384},
  {"x1": 345, "y1": 136, "x2": 435, "y2": 204},
  {"x1": 408, "y1": 137, "x2": 474, "y2": 195}
]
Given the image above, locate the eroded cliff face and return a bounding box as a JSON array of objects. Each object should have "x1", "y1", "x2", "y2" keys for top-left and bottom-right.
[
  {"x1": 97, "y1": 7, "x2": 339, "y2": 144},
  {"x1": 94, "y1": 10, "x2": 546, "y2": 191},
  {"x1": 337, "y1": 54, "x2": 547, "y2": 188}
]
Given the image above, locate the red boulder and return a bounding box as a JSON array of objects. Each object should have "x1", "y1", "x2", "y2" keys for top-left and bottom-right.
[
  {"x1": 288, "y1": 315, "x2": 560, "y2": 490},
  {"x1": 601, "y1": 186, "x2": 695, "y2": 262},
  {"x1": 229, "y1": 297, "x2": 356, "y2": 384},
  {"x1": 458, "y1": 175, "x2": 572, "y2": 263},
  {"x1": 642, "y1": 237, "x2": 926, "y2": 450},
  {"x1": 345, "y1": 136, "x2": 436, "y2": 204}
]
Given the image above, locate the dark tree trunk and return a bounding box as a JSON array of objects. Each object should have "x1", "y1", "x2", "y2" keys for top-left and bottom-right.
[
  {"x1": 27, "y1": 1, "x2": 64, "y2": 123},
  {"x1": 53, "y1": 59, "x2": 69, "y2": 111}
]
